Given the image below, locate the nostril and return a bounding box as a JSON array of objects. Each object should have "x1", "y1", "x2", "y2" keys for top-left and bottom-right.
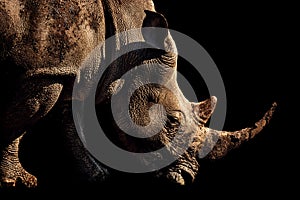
[
  {"x1": 162, "y1": 169, "x2": 194, "y2": 186},
  {"x1": 166, "y1": 171, "x2": 185, "y2": 186}
]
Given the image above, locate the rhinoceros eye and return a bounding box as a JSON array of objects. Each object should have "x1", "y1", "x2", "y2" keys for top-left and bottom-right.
[
  {"x1": 167, "y1": 111, "x2": 183, "y2": 126},
  {"x1": 167, "y1": 115, "x2": 179, "y2": 124}
]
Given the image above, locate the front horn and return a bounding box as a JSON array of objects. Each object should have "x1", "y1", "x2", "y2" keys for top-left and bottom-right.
[{"x1": 202, "y1": 102, "x2": 277, "y2": 159}]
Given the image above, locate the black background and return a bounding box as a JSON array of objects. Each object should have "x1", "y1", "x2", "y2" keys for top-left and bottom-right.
[
  {"x1": 152, "y1": 0, "x2": 296, "y2": 198},
  {"x1": 2, "y1": 0, "x2": 296, "y2": 198}
]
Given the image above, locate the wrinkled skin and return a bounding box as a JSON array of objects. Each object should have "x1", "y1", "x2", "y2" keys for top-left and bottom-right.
[{"x1": 0, "y1": 0, "x2": 276, "y2": 188}]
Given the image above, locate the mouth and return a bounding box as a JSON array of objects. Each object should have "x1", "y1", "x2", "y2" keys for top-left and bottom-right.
[{"x1": 157, "y1": 157, "x2": 199, "y2": 186}]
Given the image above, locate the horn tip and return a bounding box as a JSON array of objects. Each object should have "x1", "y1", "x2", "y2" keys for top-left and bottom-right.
[{"x1": 211, "y1": 96, "x2": 217, "y2": 103}]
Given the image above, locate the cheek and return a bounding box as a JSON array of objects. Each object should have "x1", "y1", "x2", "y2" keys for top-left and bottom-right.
[
  {"x1": 149, "y1": 129, "x2": 171, "y2": 147},
  {"x1": 156, "y1": 122, "x2": 179, "y2": 147}
]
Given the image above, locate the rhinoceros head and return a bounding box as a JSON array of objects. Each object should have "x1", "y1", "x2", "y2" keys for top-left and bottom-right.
[{"x1": 76, "y1": 10, "x2": 276, "y2": 186}]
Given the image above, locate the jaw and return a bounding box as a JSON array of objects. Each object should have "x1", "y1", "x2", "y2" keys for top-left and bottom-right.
[{"x1": 156, "y1": 147, "x2": 200, "y2": 185}]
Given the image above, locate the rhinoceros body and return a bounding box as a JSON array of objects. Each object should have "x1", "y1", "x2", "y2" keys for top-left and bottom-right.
[{"x1": 0, "y1": 0, "x2": 276, "y2": 188}]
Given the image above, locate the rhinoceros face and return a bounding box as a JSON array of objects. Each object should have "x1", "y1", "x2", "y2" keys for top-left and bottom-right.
[{"x1": 93, "y1": 11, "x2": 218, "y2": 185}]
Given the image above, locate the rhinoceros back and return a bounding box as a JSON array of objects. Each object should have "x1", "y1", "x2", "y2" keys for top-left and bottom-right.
[{"x1": 0, "y1": 0, "x2": 105, "y2": 78}]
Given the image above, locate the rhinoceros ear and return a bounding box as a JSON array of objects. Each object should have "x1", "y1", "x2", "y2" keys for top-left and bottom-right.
[
  {"x1": 143, "y1": 10, "x2": 168, "y2": 28},
  {"x1": 192, "y1": 96, "x2": 217, "y2": 124},
  {"x1": 142, "y1": 10, "x2": 169, "y2": 49}
]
